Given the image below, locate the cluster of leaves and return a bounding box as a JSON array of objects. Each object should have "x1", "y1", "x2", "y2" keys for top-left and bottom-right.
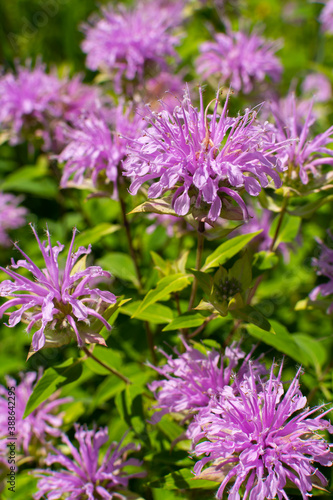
[{"x1": 0, "y1": 0, "x2": 333, "y2": 499}]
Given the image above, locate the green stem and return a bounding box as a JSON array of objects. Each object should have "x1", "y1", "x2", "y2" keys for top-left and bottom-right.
[
  {"x1": 188, "y1": 221, "x2": 205, "y2": 311},
  {"x1": 119, "y1": 196, "x2": 142, "y2": 289},
  {"x1": 269, "y1": 195, "x2": 289, "y2": 252},
  {"x1": 82, "y1": 346, "x2": 131, "y2": 384},
  {"x1": 118, "y1": 185, "x2": 156, "y2": 363}
]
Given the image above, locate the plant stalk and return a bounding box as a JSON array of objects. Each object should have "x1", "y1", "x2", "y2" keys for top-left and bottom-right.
[
  {"x1": 82, "y1": 346, "x2": 131, "y2": 384},
  {"x1": 188, "y1": 221, "x2": 205, "y2": 311}
]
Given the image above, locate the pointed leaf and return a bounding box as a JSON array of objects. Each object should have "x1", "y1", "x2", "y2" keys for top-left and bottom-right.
[
  {"x1": 201, "y1": 231, "x2": 262, "y2": 271},
  {"x1": 132, "y1": 274, "x2": 191, "y2": 317},
  {"x1": 162, "y1": 312, "x2": 208, "y2": 331}
]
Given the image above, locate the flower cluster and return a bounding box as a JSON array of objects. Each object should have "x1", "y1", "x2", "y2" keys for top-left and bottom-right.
[
  {"x1": 58, "y1": 102, "x2": 145, "y2": 197},
  {"x1": 192, "y1": 363, "x2": 333, "y2": 499},
  {"x1": 0, "y1": 61, "x2": 99, "y2": 150},
  {"x1": 0, "y1": 225, "x2": 116, "y2": 352},
  {"x1": 33, "y1": 424, "x2": 144, "y2": 500},
  {"x1": 0, "y1": 192, "x2": 27, "y2": 246},
  {"x1": 148, "y1": 339, "x2": 265, "y2": 427},
  {"x1": 81, "y1": 0, "x2": 181, "y2": 94},
  {"x1": 0, "y1": 371, "x2": 70, "y2": 464},
  {"x1": 124, "y1": 87, "x2": 286, "y2": 223},
  {"x1": 196, "y1": 30, "x2": 282, "y2": 94},
  {"x1": 268, "y1": 92, "x2": 333, "y2": 184},
  {"x1": 310, "y1": 231, "x2": 333, "y2": 313}
]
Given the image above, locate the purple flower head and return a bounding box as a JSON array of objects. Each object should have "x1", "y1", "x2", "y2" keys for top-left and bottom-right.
[
  {"x1": 123, "y1": 87, "x2": 286, "y2": 223},
  {"x1": 320, "y1": 0, "x2": 333, "y2": 33},
  {"x1": 0, "y1": 61, "x2": 100, "y2": 151},
  {"x1": 0, "y1": 371, "x2": 70, "y2": 463},
  {"x1": 196, "y1": 30, "x2": 282, "y2": 94},
  {"x1": 0, "y1": 225, "x2": 116, "y2": 352},
  {"x1": 0, "y1": 192, "x2": 27, "y2": 247},
  {"x1": 58, "y1": 103, "x2": 146, "y2": 197},
  {"x1": 309, "y1": 231, "x2": 333, "y2": 313},
  {"x1": 0, "y1": 61, "x2": 61, "y2": 146},
  {"x1": 270, "y1": 92, "x2": 333, "y2": 184},
  {"x1": 193, "y1": 363, "x2": 333, "y2": 499},
  {"x1": 148, "y1": 338, "x2": 266, "y2": 426},
  {"x1": 302, "y1": 72, "x2": 332, "y2": 102},
  {"x1": 33, "y1": 424, "x2": 144, "y2": 500},
  {"x1": 81, "y1": 0, "x2": 181, "y2": 94}
]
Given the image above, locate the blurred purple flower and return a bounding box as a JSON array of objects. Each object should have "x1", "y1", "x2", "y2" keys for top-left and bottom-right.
[
  {"x1": 302, "y1": 73, "x2": 332, "y2": 102},
  {"x1": 0, "y1": 225, "x2": 116, "y2": 352},
  {"x1": 310, "y1": 231, "x2": 333, "y2": 313},
  {"x1": 270, "y1": 92, "x2": 333, "y2": 184},
  {"x1": 123, "y1": 87, "x2": 286, "y2": 223},
  {"x1": 58, "y1": 103, "x2": 146, "y2": 197},
  {"x1": 193, "y1": 363, "x2": 333, "y2": 499},
  {"x1": 0, "y1": 371, "x2": 70, "y2": 463},
  {"x1": 196, "y1": 30, "x2": 282, "y2": 94},
  {"x1": 0, "y1": 192, "x2": 27, "y2": 247},
  {"x1": 319, "y1": 0, "x2": 333, "y2": 33},
  {"x1": 81, "y1": 1, "x2": 181, "y2": 94},
  {"x1": 148, "y1": 338, "x2": 265, "y2": 425},
  {"x1": 0, "y1": 61, "x2": 100, "y2": 151},
  {"x1": 33, "y1": 424, "x2": 144, "y2": 500}
]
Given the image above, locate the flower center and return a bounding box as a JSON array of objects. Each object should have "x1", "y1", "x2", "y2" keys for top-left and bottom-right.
[{"x1": 215, "y1": 277, "x2": 242, "y2": 301}]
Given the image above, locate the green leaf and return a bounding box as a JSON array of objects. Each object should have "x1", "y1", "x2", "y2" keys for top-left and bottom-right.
[
  {"x1": 132, "y1": 274, "x2": 191, "y2": 317},
  {"x1": 115, "y1": 385, "x2": 146, "y2": 435},
  {"x1": 98, "y1": 253, "x2": 140, "y2": 287},
  {"x1": 246, "y1": 321, "x2": 310, "y2": 366},
  {"x1": 1, "y1": 158, "x2": 57, "y2": 198},
  {"x1": 162, "y1": 312, "x2": 207, "y2": 331},
  {"x1": 253, "y1": 251, "x2": 279, "y2": 270},
  {"x1": 74, "y1": 223, "x2": 120, "y2": 247},
  {"x1": 269, "y1": 214, "x2": 301, "y2": 247},
  {"x1": 23, "y1": 358, "x2": 82, "y2": 418},
  {"x1": 201, "y1": 231, "x2": 262, "y2": 271},
  {"x1": 230, "y1": 305, "x2": 272, "y2": 332},
  {"x1": 151, "y1": 251, "x2": 169, "y2": 274},
  {"x1": 292, "y1": 334, "x2": 328, "y2": 371},
  {"x1": 149, "y1": 468, "x2": 219, "y2": 490},
  {"x1": 190, "y1": 269, "x2": 213, "y2": 296},
  {"x1": 288, "y1": 195, "x2": 333, "y2": 218},
  {"x1": 120, "y1": 301, "x2": 174, "y2": 324}
]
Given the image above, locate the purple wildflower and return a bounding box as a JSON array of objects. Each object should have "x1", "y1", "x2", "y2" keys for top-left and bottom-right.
[
  {"x1": 269, "y1": 92, "x2": 333, "y2": 184},
  {"x1": 81, "y1": 1, "x2": 181, "y2": 94},
  {"x1": 123, "y1": 87, "x2": 286, "y2": 223},
  {"x1": 0, "y1": 192, "x2": 27, "y2": 247},
  {"x1": 0, "y1": 371, "x2": 70, "y2": 463},
  {"x1": 193, "y1": 363, "x2": 333, "y2": 499},
  {"x1": 234, "y1": 204, "x2": 289, "y2": 259},
  {"x1": 58, "y1": 102, "x2": 146, "y2": 196},
  {"x1": 0, "y1": 225, "x2": 116, "y2": 352},
  {"x1": 33, "y1": 424, "x2": 144, "y2": 500},
  {"x1": 302, "y1": 73, "x2": 332, "y2": 102},
  {"x1": 148, "y1": 338, "x2": 266, "y2": 425},
  {"x1": 319, "y1": 0, "x2": 333, "y2": 33},
  {"x1": 309, "y1": 231, "x2": 333, "y2": 313},
  {"x1": 0, "y1": 61, "x2": 100, "y2": 151},
  {"x1": 196, "y1": 30, "x2": 282, "y2": 94}
]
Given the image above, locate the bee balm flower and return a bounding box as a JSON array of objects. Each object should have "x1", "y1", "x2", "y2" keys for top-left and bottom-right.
[
  {"x1": 0, "y1": 226, "x2": 116, "y2": 352},
  {"x1": 123, "y1": 87, "x2": 286, "y2": 223}
]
